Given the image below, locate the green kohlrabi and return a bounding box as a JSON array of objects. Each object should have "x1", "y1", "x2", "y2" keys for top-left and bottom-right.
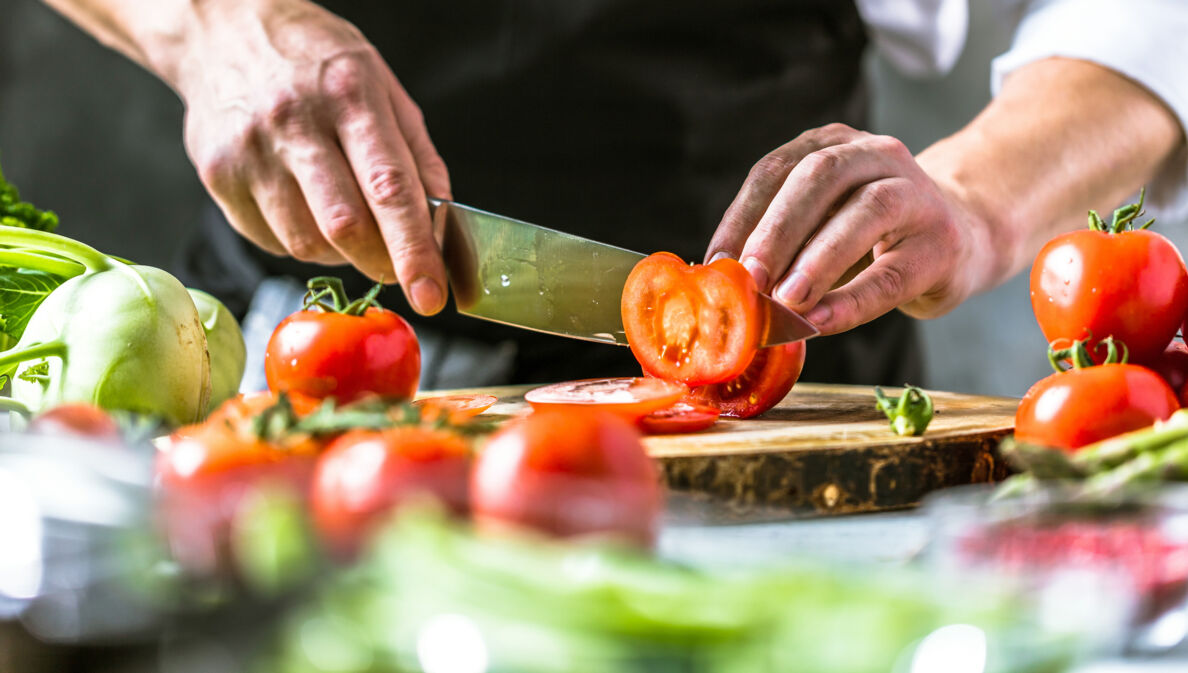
[
  {"x1": 0, "y1": 226, "x2": 212, "y2": 426},
  {"x1": 188, "y1": 288, "x2": 246, "y2": 414}
]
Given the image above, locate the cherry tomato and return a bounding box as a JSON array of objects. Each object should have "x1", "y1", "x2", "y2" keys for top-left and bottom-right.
[
  {"x1": 156, "y1": 421, "x2": 320, "y2": 576},
  {"x1": 1030, "y1": 227, "x2": 1188, "y2": 365},
  {"x1": 689, "y1": 341, "x2": 806, "y2": 419},
  {"x1": 1150, "y1": 340, "x2": 1188, "y2": 399},
  {"x1": 1015, "y1": 364, "x2": 1179, "y2": 451},
  {"x1": 265, "y1": 306, "x2": 420, "y2": 404},
  {"x1": 28, "y1": 402, "x2": 121, "y2": 442},
  {"x1": 638, "y1": 401, "x2": 720, "y2": 434},
  {"x1": 471, "y1": 409, "x2": 661, "y2": 546},
  {"x1": 412, "y1": 394, "x2": 498, "y2": 423},
  {"x1": 622, "y1": 251, "x2": 762, "y2": 386},
  {"x1": 523, "y1": 377, "x2": 687, "y2": 421},
  {"x1": 311, "y1": 427, "x2": 472, "y2": 558}
]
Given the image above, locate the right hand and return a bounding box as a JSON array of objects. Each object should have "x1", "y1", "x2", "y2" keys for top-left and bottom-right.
[{"x1": 175, "y1": 0, "x2": 450, "y2": 314}]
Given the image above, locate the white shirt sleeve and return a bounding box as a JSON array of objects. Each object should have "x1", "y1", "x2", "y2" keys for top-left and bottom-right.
[
  {"x1": 991, "y1": 0, "x2": 1188, "y2": 221},
  {"x1": 855, "y1": 0, "x2": 969, "y2": 77}
]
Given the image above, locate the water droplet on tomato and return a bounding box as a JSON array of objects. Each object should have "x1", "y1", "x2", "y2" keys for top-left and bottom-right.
[{"x1": 500, "y1": 274, "x2": 511, "y2": 287}]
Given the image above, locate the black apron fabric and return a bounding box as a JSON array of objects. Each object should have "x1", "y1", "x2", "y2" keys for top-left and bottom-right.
[{"x1": 175, "y1": 0, "x2": 922, "y2": 387}]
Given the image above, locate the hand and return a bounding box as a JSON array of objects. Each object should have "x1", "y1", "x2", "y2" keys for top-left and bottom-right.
[
  {"x1": 705, "y1": 123, "x2": 990, "y2": 335},
  {"x1": 176, "y1": 0, "x2": 450, "y2": 314}
]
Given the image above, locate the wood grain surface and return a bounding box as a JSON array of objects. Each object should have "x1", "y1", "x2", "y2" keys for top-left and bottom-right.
[{"x1": 426, "y1": 382, "x2": 1020, "y2": 521}]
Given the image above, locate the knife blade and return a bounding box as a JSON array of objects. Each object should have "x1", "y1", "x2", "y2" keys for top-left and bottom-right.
[{"x1": 429, "y1": 199, "x2": 819, "y2": 346}]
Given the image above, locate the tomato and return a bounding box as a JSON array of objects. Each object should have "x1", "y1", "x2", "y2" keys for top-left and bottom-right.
[
  {"x1": 622, "y1": 251, "x2": 762, "y2": 386},
  {"x1": 1150, "y1": 340, "x2": 1188, "y2": 399},
  {"x1": 412, "y1": 393, "x2": 498, "y2": 423},
  {"x1": 28, "y1": 402, "x2": 122, "y2": 442},
  {"x1": 266, "y1": 300, "x2": 420, "y2": 404},
  {"x1": 311, "y1": 427, "x2": 472, "y2": 558},
  {"x1": 638, "y1": 401, "x2": 720, "y2": 434},
  {"x1": 156, "y1": 421, "x2": 320, "y2": 576},
  {"x1": 689, "y1": 341, "x2": 806, "y2": 419},
  {"x1": 1015, "y1": 363, "x2": 1179, "y2": 451},
  {"x1": 1030, "y1": 225, "x2": 1188, "y2": 366},
  {"x1": 523, "y1": 377, "x2": 687, "y2": 421},
  {"x1": 207, "y1": 391, "x2": 321, "y2": 426},
  {"x1": 471, "y1": 409, "x2": 661, "y2": 546}
]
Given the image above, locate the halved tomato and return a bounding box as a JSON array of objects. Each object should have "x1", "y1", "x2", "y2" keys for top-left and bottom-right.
[
  {"x1": 690, "y1": 341, "x2": 807, "y2": 419},
  {"x1": 638, "y1": 401, "x2": 721, "y2": 434},
  {"x1": 621, "y1": 252, "x2": 762, "y2": 386},
  {"x1": 523, "y1": 377, "x2": 687, "y2": 421},
  {"x1": 412, "y1": 393, "x2": 498, "y2": 423}
]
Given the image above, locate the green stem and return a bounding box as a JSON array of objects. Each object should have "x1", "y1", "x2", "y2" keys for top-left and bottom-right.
[
  {"x1": 0, "y1": 396, "x2": 32, "y2": 418},
  {"x1": 301, "y1": 276, "x2": 383, "y2": 316},
  {"x1": 0, "y1": 340, "x2": 65, "y2": 372},
  {"x1": 0, "y1": 226, "x2": 113, "y2": 272},
  {"x1": 0, "y1": 249, "x2": 86, "y2": 278},
  {"x1": 874, "y1": 384, "x2": 934, "y2": 437}
]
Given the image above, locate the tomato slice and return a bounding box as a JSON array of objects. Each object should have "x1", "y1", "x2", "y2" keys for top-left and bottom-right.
[
  {"x1": 621, "y1": 252, "x2": 762, "y2": 386},
  {"x1": 523, "y1": 377, "x2": 687, "y2": 421},
  {"x1": 638, "y1": 401, "x2": 721, "y2": 434},
  {"x1": 413, "y1": 394, "x2": 498, "y2": 422},
  {"x1": 690, "y1": 341, "x2": 807, "y2": 419}
]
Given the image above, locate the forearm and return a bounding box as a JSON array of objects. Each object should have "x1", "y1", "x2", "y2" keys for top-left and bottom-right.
[{"x1": 917, "y1": 57, "x2": 1185, "y2": 293}]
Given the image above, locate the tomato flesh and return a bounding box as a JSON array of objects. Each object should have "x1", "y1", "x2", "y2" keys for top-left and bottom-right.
[
  {"x1": 690, "y1": 341, "x2": 806, "y2": 419},
  {"x1": 412, "y1": 394, "x2": 498, "y2": 422},
  {"x1": 638, "y1": 401, "x2": 720, "y2": 434},
  {"x1": 1030, "y1": 229, "x2": 1188, "y2": 365},
  {"x1": 1015, "y1": 363, "x2": 1179, "y2": 451},
  {"x1": 471, "y1": 409, "x2": 660, "y2": 546},
  {"x1": 28, "y1": 402, "x2": 122, "y2": 442},
  {"x1": 524, "y1": 377, "x2": 686, "y2": 421},
  {"x1": 265, "y1": 306, "x2": 420, "y2": 404},
  {"x1": 622, "y1": 252, "x2": 762, "y2": 386}
]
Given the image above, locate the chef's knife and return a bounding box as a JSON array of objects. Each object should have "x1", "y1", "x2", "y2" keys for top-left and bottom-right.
[{"x1": 429, "y1": 198, "x2": 819, "y2": 346}]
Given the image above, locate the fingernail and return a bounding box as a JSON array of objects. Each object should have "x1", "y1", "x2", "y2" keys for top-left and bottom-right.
[
  {"x1": 409, "y1": 275, "x2": 445, "y2": 315},
  {"x1": 805, "y1": 303, "x2": 832, "y2": 328},
  {"x1": 709, "y1": 250, "x2": 732, "y2": 263},
  {"x1": 741, "y1": 257, "x2": 769, "y2": 290},
  {"x1": 775, "y1": 271, "x2": 811, "y2": 306}
]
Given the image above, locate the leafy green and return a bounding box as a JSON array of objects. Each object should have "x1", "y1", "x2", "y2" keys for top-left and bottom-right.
[
  {"x1": 0, "y1": 157, "x2": 59, "y2": 232},
  {"x1": 0, "y1": 268, "x2": 63, "y2": 343}
]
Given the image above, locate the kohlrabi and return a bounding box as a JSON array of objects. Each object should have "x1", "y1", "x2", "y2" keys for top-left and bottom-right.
[
  {"x1": 188, "y1": 288, "x2": 246, "y2": 414},
  {"x1": 0, "y1": 226, "x2": 212, "y2": 426}
]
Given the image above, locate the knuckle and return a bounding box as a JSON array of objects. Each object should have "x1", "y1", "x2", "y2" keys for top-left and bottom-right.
[
  {"x1": 867, "y1": 134, "x2": 911, "y2": 160},
  {"x1": 318, "y1": 204, "x2": 367, "y2": 242},
  {"x1": 284, "y1": 234, "x2": 333, "y2": 263},
  {"x1": 320, "y1": 52, "x2": 372, "y2": 108},
  {"x1": 868, "y1": 263, "x2": 910, "y2": 303},
  {"x1": 798, "y1": 149, "x2": 844, "y2": 185},
  {"x1": 263, "y1": 91, "x2": 312, "y2": 132},
  {"x1": 364, "y1": 166, "x2": 416, "y2": 209},
  {"x1": 748, "y1": 154, "x2": 794, "y2": 184},
  {"x1": 859, "y1": 181, "x2": 904, "y2": 223}
]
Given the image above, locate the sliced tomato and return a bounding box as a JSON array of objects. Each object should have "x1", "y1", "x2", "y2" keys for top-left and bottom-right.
[
  {"x1": 412, "y1": 393, "x2": 498, "y2": 423},
  {"x1": 523, "y1": 377, "x2": 687, "y2": 421},
  {"x1": 28, "y1": 403, "x2": 122, "y2": 443},
  {"x1": 621, "y1": 252, "x2": 762, "y2": 386},
  {"x1": 638, "y1": 401, "x2": 720, "y2": 434},
  {"x1": 690, "y1": 341, "x2": 807, "y2": 419}
]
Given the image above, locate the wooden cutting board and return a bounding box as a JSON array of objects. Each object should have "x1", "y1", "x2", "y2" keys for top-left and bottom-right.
[{"x1": 438, "y1": 382, "x2": 1019, "y2": 521}]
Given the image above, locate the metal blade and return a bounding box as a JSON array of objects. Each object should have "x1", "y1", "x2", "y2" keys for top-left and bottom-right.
[{"x1": 431, "y1": 199, "x2": 819, "y2": 346}]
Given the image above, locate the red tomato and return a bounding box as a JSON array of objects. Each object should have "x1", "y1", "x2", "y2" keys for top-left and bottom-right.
[
  {"x1": 28, "y1": 402, "x2": 122, "y2": 442},
  {"x1": 523, "y1": 377, "x2": 687, "y2": 421},
  {"x1": 1015, "y1": 364, "x2": 1179, "y2": 451},
  {"x1": 1150, "y1": 340, "x2": 1188, "y2": 399},
  {"x1": 471, "y1": 409, "x2": 661, "y2": 546},
  {"x1": 412, "y1": 394, "x2": 498, "y2": 423},
  {"x1": 638, "y1": 401, "x2": 720, "y2": 434},
  {"x1": 156, "y1": 421, "x2": 320, "y2": 576},
  {"x1": 622, "y1": 251, "x2": 762, "y2": 386},
  {"x1": 311, "y1": 427, "x2": 472, "y2": 558},
  {"x1": 207, "y1": 391, "x2": 321, "y2": 426},
  {"x1": 689, "y1": 341, "x2": 806, "y2": 419},
  {"x1": 265, "y1": 306, "x2": 420, "y2": 404},
  {"x1": 1030, "y1": 228, "x2": 1188, "y2": 365}
]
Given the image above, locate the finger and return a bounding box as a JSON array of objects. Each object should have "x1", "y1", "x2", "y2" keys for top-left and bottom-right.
[
  {"x1": 208, "y1": 186, "x2": 288, "y2": 257},
  {"x1": 387, "y1": 74, "x2": 452, "y2": 200},
  {"x1": 803, "y1": 242, "x2": 938, "y2": 336},
  {"x1": 284, "y1": 139, "x2": 395, "y2": 281},
  {"x1": 737, "y1": 137, "x2": 901, "y2": 292},
  {"x1": 705, "y1": 123, "x2": 865, "y2": 264},
  {"x1": 253, "y1": 174, "x2": 346, "y2": 265},
  {"x1": 337, "y1": 94, "x2": 446, "y2": 316},
  {"x1": 772, "y1": 177, "x2": 911, "y2": 312}
]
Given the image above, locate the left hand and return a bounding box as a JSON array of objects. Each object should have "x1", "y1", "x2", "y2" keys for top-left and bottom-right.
[{"x1": 705, "y1": 123, "x2": 989, "y2": 336}]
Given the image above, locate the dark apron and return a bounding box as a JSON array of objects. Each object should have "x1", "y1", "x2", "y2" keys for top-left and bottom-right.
[{"x1": 175, "y1": 0, "x2": 922, "y2": 388}]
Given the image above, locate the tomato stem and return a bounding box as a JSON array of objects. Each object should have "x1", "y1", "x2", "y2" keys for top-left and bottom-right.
[
  {"x1": 1087, "y1": 186, "x2": 1155, "y2": 233},
  {"x1": 874, "y1": 384, "x2": 934, "y2": 437},
  {"x1": 1048, "y1": 335, "x2": 1128, "y2": 373},
  {"x1": 302, "y1": 276, "x2": 384, "y2": 316}
]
